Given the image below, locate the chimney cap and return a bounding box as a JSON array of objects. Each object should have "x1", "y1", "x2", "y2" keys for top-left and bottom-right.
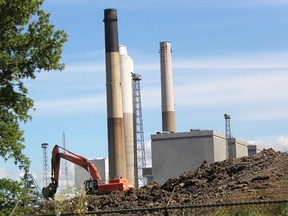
[
  {"x1": 119, "y1": 45, "x2": 128, "y2": 55},
  {"x1": 103, "y1": 8, "x2": 118, "y2": 22}
]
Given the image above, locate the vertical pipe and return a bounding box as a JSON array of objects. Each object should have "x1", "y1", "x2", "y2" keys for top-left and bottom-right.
[
  {"x1": 103, "y1": 8, "x2": 126, "y2": 179},
  {"x1": 160, "y1": 41, "x2": 176, "y2": 133},
  {"x1": 119, "y1": 45, "x2": 135, "y2": 186}
]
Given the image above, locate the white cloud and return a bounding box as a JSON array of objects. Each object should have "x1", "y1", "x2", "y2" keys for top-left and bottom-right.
[
  {"x1": 0, "y1": 167, "x2": 24, "y2": 180},
  {"x1": 64, "y1": 63, "x2": 104, "y2": 73},
  {"x1": 237, "y1": 107, "x2": 288, "y2": 121},
  {"x1": 249, "y1": 135, "x2": 288, "y2": 152},
  {"x1": 175, "y1": 70, "x2": 288, "y2": 106},
  {"x1": 173, "y1": 52, "x2": 288, "y2": 70},
  {"x1": 140, "y1": 52, "x2": 288, "y2": 121},
  {"x1": 29, "y1": 51, "x2": 288, "y2": 122},
  {"x1": 33, "y1": 94, "x2": 106, "y2": 116}
]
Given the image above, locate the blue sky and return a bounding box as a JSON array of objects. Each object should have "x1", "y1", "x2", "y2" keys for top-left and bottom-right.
[{"x1": 1, "y1": 0, "x2": 288, "y2": 188}]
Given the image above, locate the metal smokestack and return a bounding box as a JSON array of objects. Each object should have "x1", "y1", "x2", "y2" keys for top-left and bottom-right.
[
  {"x1": 119, "y1": 45, "x2": 135, "y2": 186},
  {"x1": 160, "y1": 41, "x2": 176, "y2": 133},
  {"x1": 103, "y1": 8, "x2": 126, "y2": 179}
]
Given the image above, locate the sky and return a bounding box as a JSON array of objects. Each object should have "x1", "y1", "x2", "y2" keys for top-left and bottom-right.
[{"x1": 1, "y1": 0, "x2": 288, "y2": 189}]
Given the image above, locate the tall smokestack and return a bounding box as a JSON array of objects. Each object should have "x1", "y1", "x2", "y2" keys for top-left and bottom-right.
[
  {"x1": 119, "y1": 45, "x2": 135, "y2": 186},
  {"x1": 160, "y1": 41, "x2": 176, "y2": 133},
  {"x1": 103, "y1": 8, "x2": 126, "y2": 179}
]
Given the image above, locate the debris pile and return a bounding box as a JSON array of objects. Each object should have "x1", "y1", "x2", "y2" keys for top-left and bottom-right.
[{"x1": 36, "y1": 149, "x2": 288, "y2": 214}]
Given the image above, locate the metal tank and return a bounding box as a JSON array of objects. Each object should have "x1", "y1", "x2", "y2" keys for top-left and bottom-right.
[
  {"x1": 159, "y1": 41, "x2": 176, "y2": 133},
  {"x1": 103, "y1": 8, "x2": 126, "y2": 179},
  {"x1": 119, "y1": 45, "x2": 135, "y2": 186}
]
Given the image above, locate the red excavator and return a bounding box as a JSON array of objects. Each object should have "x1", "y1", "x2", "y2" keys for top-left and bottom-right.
[{"x1": 42, "y1": 145, "x2": 133, "y2": 199}]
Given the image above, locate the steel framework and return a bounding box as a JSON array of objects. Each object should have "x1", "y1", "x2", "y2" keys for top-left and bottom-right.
[
  {"x1": 132, "y1": 73, "x2": 146, "y2": 187},
  {"x1": 41, "y1": 143, "x2": 49, "y2": 187},
  {"x1": 224, "y1": 113, "x2": 231, "y2": 159},
  {"x1": 21, "y1": 172, "x2": 44, "y2": 206}
]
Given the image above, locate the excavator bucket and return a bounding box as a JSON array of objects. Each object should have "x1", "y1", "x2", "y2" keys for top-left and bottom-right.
[{"x1": 42, "y1": 178, "x2": 58, "y2": 200}]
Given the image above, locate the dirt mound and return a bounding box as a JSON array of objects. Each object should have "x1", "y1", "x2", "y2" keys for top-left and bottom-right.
[{"x1": 36, "y1": 148, "x2": 288, "y2": 214}]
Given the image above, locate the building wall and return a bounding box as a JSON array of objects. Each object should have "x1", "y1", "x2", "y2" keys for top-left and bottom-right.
[
  {"x1": 151, "y1": 130, "x2": 226, "y2": 185},
  {"x1": 213, "y1": 131, "x2": 228, "y2": 161},
  {"x1": 228, "y1": 138, "x2": 248, "y2": 158},
  {"x1": 74, "y1": 158, "x2": 108, "y2": 190}
]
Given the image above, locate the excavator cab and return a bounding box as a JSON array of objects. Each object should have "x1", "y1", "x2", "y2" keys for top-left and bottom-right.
[{"x1": 84, "y1": 179, "x2": 98, "y2": 195}]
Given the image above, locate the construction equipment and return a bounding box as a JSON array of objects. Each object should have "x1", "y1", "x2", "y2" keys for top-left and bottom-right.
[{"x1": 42, "y1": 145, "x2": 133, "y2": 199}]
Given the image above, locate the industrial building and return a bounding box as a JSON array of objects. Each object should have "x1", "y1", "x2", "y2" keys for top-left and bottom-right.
[
  {"x1": 73, "y1": 9, "x2": 262, "y2": 190},
  {"x1": 72, "y1": 29, "x2": 261, "y2": 189},
  {"x1": 149, "y1": 130, "x2": 249, "y2": 185},
  {"x1": 41, "y1": 8, "x2": 266, "y2": 196}
]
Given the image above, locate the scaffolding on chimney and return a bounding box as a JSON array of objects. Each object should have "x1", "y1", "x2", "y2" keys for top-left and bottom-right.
[{"x1": 132, "y1": 73, "x2": 146, "y2": 187}]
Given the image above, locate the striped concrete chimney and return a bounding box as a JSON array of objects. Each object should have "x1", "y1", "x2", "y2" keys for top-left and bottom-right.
[
  {"x1": 119, "y1": 45, "x2": 135, "y2": 186},
  {"x1": 103, "y1": 8, "x2": 126, "y2": 179},
  {"x1": 160, "y1": 41, "x2": 176, "y2": 133}
]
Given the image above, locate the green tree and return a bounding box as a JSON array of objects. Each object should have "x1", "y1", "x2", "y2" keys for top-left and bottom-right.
[
  {"x1": 0, "y1": 178, "x2": 32, "y2": 216},
  {"x1": 0, "y1": 0, "x2": 68, "y2": 172}
]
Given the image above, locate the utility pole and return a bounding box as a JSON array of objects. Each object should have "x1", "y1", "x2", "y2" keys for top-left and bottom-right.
[{"x1": 132, "y1": 73, "x2": 146, "y2": 187}]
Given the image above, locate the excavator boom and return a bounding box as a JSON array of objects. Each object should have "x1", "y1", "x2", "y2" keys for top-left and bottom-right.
[
  {"x1": 42, "y1": 145, "x2": 133, "y2": 199},
  {"x1": 42, "y1": 145, "x2": 102, "y2": 199}
]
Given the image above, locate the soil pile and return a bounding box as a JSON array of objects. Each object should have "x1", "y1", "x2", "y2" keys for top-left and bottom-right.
[{"x1": 36, "y1": 148, "x2": 288, "y2": 214}]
